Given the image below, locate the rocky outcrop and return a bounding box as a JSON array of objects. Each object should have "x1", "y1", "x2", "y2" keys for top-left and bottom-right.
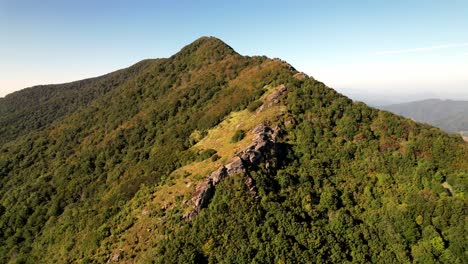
[
  {"x1": 293, "y1": 72, "x2": 309, "y2": 80},
  {"x1": 183, "y1": 159, "x2": 244, "y2": 220},
  {"x1": 257, "y1": 85, "x2": 288, "y2": 112},
  {"x1": 183, "y1": 124, "x2": 281, "y2": 220},
  {"x1": 264, "y1": 85, "x2": 287, "y2": 107},
  {"x1": 243, "y1": 175, "x2": 257, "y2": 197},
  {"x1": 225, "y1": 158, "x2": 246, "y2": 176},
  {"x1": 237, "y1": 124, "x2": 281, "y2": 169}
]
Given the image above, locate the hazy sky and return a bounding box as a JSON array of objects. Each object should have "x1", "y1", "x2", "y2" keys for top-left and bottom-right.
[{"x1": 1, "y1": 0, "x2": 467, "y2": 103}]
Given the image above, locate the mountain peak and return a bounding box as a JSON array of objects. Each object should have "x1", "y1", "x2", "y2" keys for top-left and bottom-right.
[
  {"x1": 1, "y1": 35, "x2": 467, "y2": 264},
  {"x1": 172, "y1": 36, "x2": 238, "y2": 65},
  {"x1": 189, "y1": 36, "x2": 235, "y2": 52},
  {"x1": 191, "y1": 36, "x2": 232, "y2": 46}
]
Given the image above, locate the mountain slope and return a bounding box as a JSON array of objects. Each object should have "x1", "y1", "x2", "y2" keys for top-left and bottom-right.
[
  {"x1": 381, "y1": 99, "x2": 468, "y2": 134},
  {"x1": 0, "y1": 59, "x2": 159, "y2": 145},
  {"x1": 0, "y1": 37, "x2": 294, "y2": 262},
  {"x1": 0, "y1": 37, "x2": 467, "y2": 263}
]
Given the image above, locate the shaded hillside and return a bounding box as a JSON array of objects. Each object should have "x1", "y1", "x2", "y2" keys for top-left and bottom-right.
[
  {"x1": 0, "y1": 37, "x2": 467, "y2": 263},
  {"x1": 0, "y1": 60, "x2": 158, "y2": 145},
  {"x1": 381, "y1": 99, "x2": 468, "y2": 133}
]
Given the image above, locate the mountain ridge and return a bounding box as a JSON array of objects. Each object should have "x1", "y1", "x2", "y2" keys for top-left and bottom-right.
[
  {"x1": 0, "y1": 37, "x2": 466, "y2": 263},
  {"x1": 0, "y1": 37, "x2": 239, "y2": 145},
  {"x1": 0, "y1": 59, "x2": 157, "y2": 144},
  {"x1": 380, "y1": 98, "x2": 468, "y2": 134}
]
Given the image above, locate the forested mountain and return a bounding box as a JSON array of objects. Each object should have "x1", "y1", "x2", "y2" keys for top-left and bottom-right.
[
  {"x1": 381, "y1": 99, "x2": 468, "y2": 134},
  {"x1": 0, "y1": 59, "x2": 155, "y2": 145},
  {"x1": 0, "y1": 37, "x2": 467, "y2": 263}
]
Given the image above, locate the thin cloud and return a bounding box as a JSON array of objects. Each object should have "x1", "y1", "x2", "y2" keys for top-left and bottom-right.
[{"x1": 375, "y1": 43, "x2": 468, "y2": 55}]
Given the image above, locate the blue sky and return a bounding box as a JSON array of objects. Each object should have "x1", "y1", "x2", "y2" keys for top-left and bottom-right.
[{"x1": 1, "y1": 0, "x2": 467, "y2": 103}]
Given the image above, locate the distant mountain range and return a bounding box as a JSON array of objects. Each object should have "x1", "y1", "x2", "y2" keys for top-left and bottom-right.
[{"x1": 380, "y1": 99, "x2": 468, "y2": 135}]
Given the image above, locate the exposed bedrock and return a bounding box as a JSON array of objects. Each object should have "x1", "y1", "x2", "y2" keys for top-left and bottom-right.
[{"x1": 183, "y1": 124, "x2": 281, "y2": 220}]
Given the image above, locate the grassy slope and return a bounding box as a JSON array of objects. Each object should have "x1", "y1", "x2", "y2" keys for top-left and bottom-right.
[{"x1": 91, "y1": 84, "x2": 290, "y2": 262}]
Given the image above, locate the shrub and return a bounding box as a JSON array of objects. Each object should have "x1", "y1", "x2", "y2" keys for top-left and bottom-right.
[
  {"x1": 231, "y1": 129, "x2": 245, "y2": 143},
  {"x1": 247, "y1": 100, "x2": 263, "y2": 112},
  {"x1": 198, "y1": 149, "x2": 218, "y2": 161},
  {"x1": 211, "y1": 154, "x2": 220, "y2": 162}
]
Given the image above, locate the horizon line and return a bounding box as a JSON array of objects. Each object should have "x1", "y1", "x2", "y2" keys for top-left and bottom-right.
[{"x1": 374, "y1": 43, "x2": 468, "y2": 55}]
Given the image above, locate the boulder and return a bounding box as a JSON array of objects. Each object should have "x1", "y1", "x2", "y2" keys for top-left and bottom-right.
[
  {"x1": 243, "y1": 176, "x2": 258, "y2": 197},
  {"x1": 240, "y1": 150, "x2": 263, "y2": 164},
  {"x1": 191, "y1": 179, "x2": 215, "y2": 208},
  {"x1": 225, "y1": 157, "x2": 245, "y2": 175},
  {"x1": 264, "y1": 85, "x2": 287, "y2": 107},
  {"x1": 210, "y1": 167, "x2": 228, "y2": 184}
]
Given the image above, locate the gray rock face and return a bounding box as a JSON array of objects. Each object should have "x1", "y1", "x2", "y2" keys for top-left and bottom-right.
[
  {"x1": 211, "y1": 167, "x2": 228, "y2": 185},
  {"x1": 225, "y1": 158, "x2": 245, "y2": 175},
  {"x1": 243, "y1": 175, "x2": 257, "y2": 197},
  {"x1": 192, "y1": 180, "x2": 214, "y2": 208},
  {"x1": 264, "y1": 85, "x2": 287, "y2": 107},
  {"x1": 183, "y1": 124, "x2": 281, "y2": 220},
  {"x1": 237, "y1": 124, "x2": 280, "y2": 167},
  {"x1": 257, "y1": 85, "x2": 288, "y2": 113}
]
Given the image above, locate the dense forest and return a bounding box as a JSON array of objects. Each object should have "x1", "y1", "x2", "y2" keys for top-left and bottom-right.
[
  {"x1": 0, "y1": 59, "x2": 156, "y2": 145},
  {"x1": 0, "y1": 37, "x2": 466, "y2": 263}
]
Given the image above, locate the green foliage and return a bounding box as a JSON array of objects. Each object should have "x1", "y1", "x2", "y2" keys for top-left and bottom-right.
[
  {"x1": 231, "y1": 129, "x2": 246, "y2": 143},
  {"x1": 210, "y1": 154, "x2": 220, "y2": 162},
  {"x1": 0, "y1": 60, "x2": 153, "y2": 145},
  {"x1": 197, "y1": 149, "x2": 217, "y2": 161},
  {"x1": 247, "y1": 100, "x2": 263, "y2": 112},
  {"x1": 0, "y1": 37, "x2": 293, "y2": 263},
  {"x1": 0, "y1": 37, "x2": 467, "y2": 263},
  {"x1": 152, "y1": 71, "x2": 468, "y2": 263}
]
